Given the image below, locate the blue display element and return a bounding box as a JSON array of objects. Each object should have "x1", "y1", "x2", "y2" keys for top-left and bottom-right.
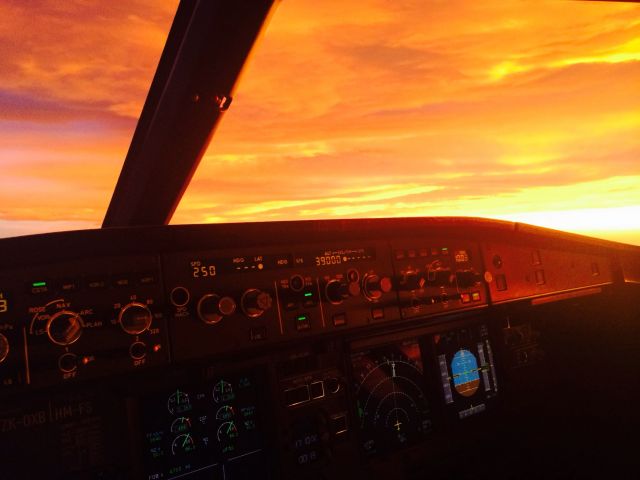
[{"x1": 451, "y1": 349, "x2": 480, "y2": 397}]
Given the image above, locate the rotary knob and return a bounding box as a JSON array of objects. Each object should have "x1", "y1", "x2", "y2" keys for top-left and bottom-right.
[
  {"x1": 240, "y1": 289, "x2": 273, "y2": 318},
  {"x1": 0, "y1": 333, "x2": 9, "y2": 363},
  {"x1": 426, "y1": 267, "x2": 453, "y2": 286},
  {"x1": 325, "y1": 279, "x2": 348, "y2": 305},
  {"x1": 197, "y1": 294, "x2": 236, "y2": 324},
  {"x1": 400, "y1": 269, "x2": 421, "y2": 290},
  {"x1": 47, "y1": 310, "x2": 83, "y2": 346},
  {"x1": 455, "y1": 270, "x2": 480, "y2": 288},
  {"x1": 362, "y1": 274, "x2": 393, "y2": 302},
  {"x1": 119, "y1": 302, "x2": 153, "y2": 335}
]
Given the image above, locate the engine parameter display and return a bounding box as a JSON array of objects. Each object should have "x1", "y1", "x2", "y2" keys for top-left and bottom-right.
[
  {"x1": 140, "y1": 371, "x2": 266, "y2": 479},
  {"x1": 351, "y1": 338, "x2": 432, "y2": 456}
]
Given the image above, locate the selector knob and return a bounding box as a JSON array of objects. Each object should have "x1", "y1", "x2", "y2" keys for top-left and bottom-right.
[
  {"x1": 325, "y1": 280, "x2": 348, "y2": 305},
  {"x1": 129, "y1": 341, "x2": 147, "y2": 360},
  {"x1": 197, "y1": 294, "x2": 236, "y2": 324},
  {"x1": 400, "y1": 270, "x2": 420, "y2": 290},
  {"x1": 58, "y1": 352, "x2": 78, "y2": 373},
  {"x1": 362, "y1": 274, "x2": 393, "y2": 302},
  {"x1": 47, "y1": 310, "x2": 83, "y2": 346},
  {"x1": 0, "y1": 333, "x2": 9, "y2": 363},
  {"x1": 240, "y1": 289, "x2": 273, "y2": 318},
  {"x1": 119, "y1": 302, "x2": 153, "y2": 335},
  {"x1": 427, "y1": 268, "x2": 453, "y2": 286},
  {"x1": 455, "y1": 270, "x2": 480, "y2": 288}
]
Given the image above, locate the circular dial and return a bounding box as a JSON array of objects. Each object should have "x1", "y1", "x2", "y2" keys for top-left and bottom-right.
[
  {"x1": 213, "y1": 380, "x2": 235, "y2": 403},
  {"x1": 240, "y1": 289, "x2": 272, "y2": 318},
  {"x1": 216, "y1": 421, "x2": 239, "y2": 443},
  {"x1": 167, "y1": 389, "x2": 192, "y2": 416},
  {"x1": 46, "y1": 310, "x2": 82, "y2": 346},
  {"x1": 215, "y1": 405, "x2": 235, "y2": 421},
  {"x1": 362, "y1": 274, "x2": 393, "y2": 302},
  {"x1": 170, "y1": 417, "x2": 192, "y2": 434},
  {"x1": 0, "y1": 333, "x2": 9, "y2": 363},
  {"x1": 171, "y1": 433, "x2": 196, "y2": 455},
  {"x1": 119, "y1": 302, "x2": 152, "y2": 335},
  {"x1": 197, "y1": 294, "x2": 236, "y2": 324},
  {"x1": 352, "y1": 341, "x2": 431, "y2": 454}
]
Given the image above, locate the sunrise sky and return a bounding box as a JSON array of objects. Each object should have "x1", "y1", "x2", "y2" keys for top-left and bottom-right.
[{"x1": 0, "y1": 0, "x2": 639, "y2": 244}]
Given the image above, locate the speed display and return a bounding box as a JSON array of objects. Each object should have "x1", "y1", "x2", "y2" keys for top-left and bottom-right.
[{"x1": 351, "y1": 339, "x2": 432, "y2": 456}]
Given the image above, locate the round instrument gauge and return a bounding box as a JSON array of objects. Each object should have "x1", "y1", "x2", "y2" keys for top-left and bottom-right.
[
  {"x1": 171, "y1": 433, "x2": 196, "y2": 456},
  {"x1": 167, "y1": 389, "x2": 192, "y2": 416},
  {"x1": 213, "y1": 380, "x2": 235, "y2": 404}
]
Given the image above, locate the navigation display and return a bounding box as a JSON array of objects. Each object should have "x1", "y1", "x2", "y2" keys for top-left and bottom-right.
[
  {"x1": 351, "y1": 339, "x2": 432, "y2": 456},
  {"x1": 432, "y1": 324, "x2": 498, "y2": 419}
]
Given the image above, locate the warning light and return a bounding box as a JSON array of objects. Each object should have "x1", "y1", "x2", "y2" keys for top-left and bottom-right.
[
  {"x1": 153, "y1": 344, "x2": 162, "y2": 352},
  {"x1": 82, "y1": 357, "x2": 90, "y2": 365}
]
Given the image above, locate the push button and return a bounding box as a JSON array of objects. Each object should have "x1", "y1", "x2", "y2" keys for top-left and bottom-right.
[
  {"x1": 330, "y1": 415, "x2": 348, "y2": 435},
  {"x1": 284, "y1": 385, "x2": 310, "y2": 407},
  {"x1": 310, "y1": 381, "x2": 325, "y2": 399},
  {"x1": 295, "y1": 314, "x2": 311, "y2": 331},
  {"x1": 332, "y1": 313, "x2": 347, "y2": 327},
  {"x1": 250, "y1": 327, "x2": 266, "y2": 341},
  {"x1": 495, "y1": 274, "x2": 508, "y2": 291}
]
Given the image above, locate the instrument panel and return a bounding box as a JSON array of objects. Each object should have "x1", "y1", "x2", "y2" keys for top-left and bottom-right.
[{"x1": 0, "y1": 217, "x2": 634, "y2": 479}]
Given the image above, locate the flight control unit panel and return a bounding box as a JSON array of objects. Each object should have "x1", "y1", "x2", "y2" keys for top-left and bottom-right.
[{"x1": 0, "y1": 217, "x2": 632, "y2": 479}]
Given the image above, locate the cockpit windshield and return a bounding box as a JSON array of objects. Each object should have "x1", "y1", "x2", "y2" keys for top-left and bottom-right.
[{"x1": 1, "y1": 0, "x2": 639, "y2": 244}]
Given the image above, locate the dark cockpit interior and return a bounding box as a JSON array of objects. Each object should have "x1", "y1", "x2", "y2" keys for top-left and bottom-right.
[{"x1": 1, "y1": 1, "x2": 639, "y2": 479}]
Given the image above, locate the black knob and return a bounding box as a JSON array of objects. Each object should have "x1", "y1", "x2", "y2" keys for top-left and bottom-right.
[
  {"x1": 241, "y1": 289, "x2": 273, "y2": 318},
  {"x1": 119, "y1": 302, "x2": 152, "y2": 335},
  {"x1": 362, "y1": 274, "x2": 393, "y2": 302},
  {"x1": 129, "y1": 341, "x2": 147, "y2": 360},
  {"x1": 198, "y1": 294, "x2": 236, "y2": 324},
  {"x1": 58, "y1": 352, "x2": 78, "y2": 373},
  {"x1": 47, "y1": 311, "x2": 82, "y2": 346},
  {"x1": 455, "y1": 270, "x2": 479, "y2": 288},
  {"x1": 325, "y1": 280, "x2": 348, "y2": 304},
  {"x1": 426, "y1": 268, "x2": 453, "y2": 286},
  {"x1": 400, "y1": 270, "x2": 420, "y2": 290},
  {"x1": 0, "y1": 333, "x2": 9, "y2": 363},
  {"x1": 289, "y1": 275, "x2": 305, "y2": 293},
  {"x1": 170, "y1": 286, "x2": 190, "y2": 307}
]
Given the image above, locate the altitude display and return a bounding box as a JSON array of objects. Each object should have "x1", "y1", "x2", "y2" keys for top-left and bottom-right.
[
  {"x1": 433, "y1": 324, "x2": 498, "y2": 420},
  {"x1": 351, "y1": 339, "x2": 432, "y2": 456}
]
